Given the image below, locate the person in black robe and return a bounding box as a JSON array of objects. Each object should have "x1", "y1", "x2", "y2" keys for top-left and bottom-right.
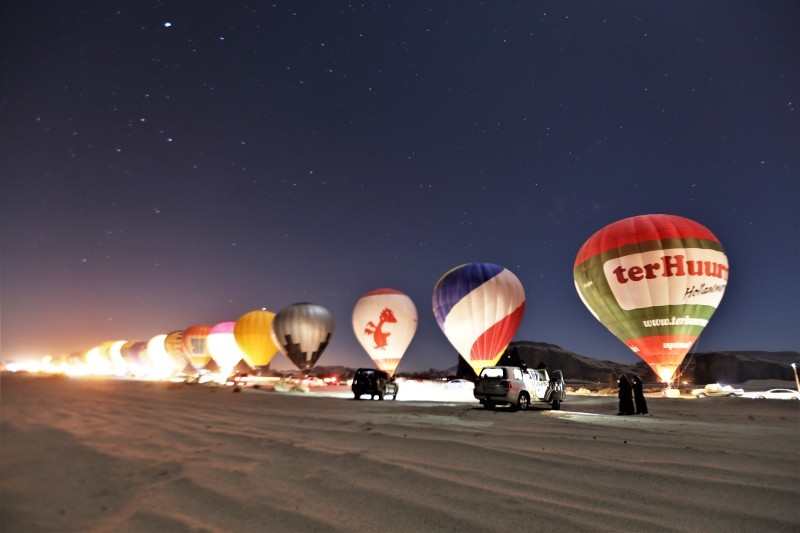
[
  {"x1": 631, "y1": 375, "x2": 648, "y2": 414},
  {"x1": 617, "y1": 374, "x2": 635, "y2": 415}
]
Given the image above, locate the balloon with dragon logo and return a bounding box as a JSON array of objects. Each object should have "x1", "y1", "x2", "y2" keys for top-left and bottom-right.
[
  {"x1": 352, "y1": 288, "x2": 418, "y2": 376},
  {"x1": 573, "y1": 214, "x2": 729, "y2": 384}
]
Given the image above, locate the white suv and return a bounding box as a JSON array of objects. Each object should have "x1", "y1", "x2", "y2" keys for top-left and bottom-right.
[{"x1": 473, "y1": 366, "x2": 565, "y2": 411}]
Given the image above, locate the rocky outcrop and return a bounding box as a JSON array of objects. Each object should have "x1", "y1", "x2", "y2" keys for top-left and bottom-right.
[{"x1": 487, "y1": 341, "x2": 798, "y2": 385}]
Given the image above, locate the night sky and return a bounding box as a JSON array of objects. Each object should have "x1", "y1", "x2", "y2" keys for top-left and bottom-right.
[{"x1": 2, "y1": 1, "x2": 798, "y2": 372}]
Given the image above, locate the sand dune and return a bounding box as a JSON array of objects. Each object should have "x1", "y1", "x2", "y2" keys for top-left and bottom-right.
[{"x1": 2, "y1": 374, "x2": 798, "y2": 532}]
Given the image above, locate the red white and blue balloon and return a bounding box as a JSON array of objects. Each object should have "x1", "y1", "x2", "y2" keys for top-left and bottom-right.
[{"x1": 432, "y1": 263, "x2": 526, "y2": 374}]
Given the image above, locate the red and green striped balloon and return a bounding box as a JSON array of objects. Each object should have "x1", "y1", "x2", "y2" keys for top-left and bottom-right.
[{"x1": 574, "y1": 214, "x2": 729, "y2": 382}]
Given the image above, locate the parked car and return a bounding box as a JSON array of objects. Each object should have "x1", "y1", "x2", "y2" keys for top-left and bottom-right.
[
  {"x1": 473, "y1": 366, "x2": 565, "y2": 411},
  {"x1": 351, "y1": 368, "x2": 398, "y2": 400},
  {"x1": 742, "y1": 388, "x2": 800, "y2": 400},
  {"x1": 444, "y1": 379, "x2": 474, "y2": 390},
  {"x1": 690, "y1": 383, "x2": 744, "y2": 398}
]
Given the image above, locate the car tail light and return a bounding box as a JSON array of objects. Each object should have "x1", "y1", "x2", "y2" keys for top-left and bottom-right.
[{"x1": 501, "y1": 380, "x2": 512, "y2": 389}]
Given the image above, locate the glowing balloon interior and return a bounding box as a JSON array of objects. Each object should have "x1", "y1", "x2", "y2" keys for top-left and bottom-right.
[
  {"x1": 573, "y1": 214, "x2": 729, "y2": 382},
  {"x1": 234, "y1": 310, "x2": 278, "y2": 368},
  {"x1": 433, "y1": 263, "x2": 526, "y2": 375},
  {"x1": 272, "y1": 303, "x2": 334, "y2": 371},
  {"x1": 207, "y1": 322, "x2": 246, "y2": 372},
  {"x1": 147, "y1": 334, "x2": 179, "y2": 375},
  {"x1": 352, "y1": 288, "x2": 418, "y2": 376}
]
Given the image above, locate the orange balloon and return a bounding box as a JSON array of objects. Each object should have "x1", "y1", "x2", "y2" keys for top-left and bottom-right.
[{"x1": 182, "y1": 325, "x2": 213, "y2": 369}]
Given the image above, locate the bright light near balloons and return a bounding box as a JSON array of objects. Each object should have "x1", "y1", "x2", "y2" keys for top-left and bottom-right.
[
  {"x1": 657, "y1": 366, "x2": 678, "y2": 383},
  {"x1": 85, "y1": 346, "x2": 113, "y2": 375},
  {"x1": 207, "y1": 322, "x2": 246, "y2": 378},
  {"x1": 147, "y1": 334, "x2": 179, "y2": 378},
  {"x1": 5, "y1": 359, "x2": 43, "y2": 373},
  {"x1": 108, "y1": 340, "x2": 128, "y2": 375}
]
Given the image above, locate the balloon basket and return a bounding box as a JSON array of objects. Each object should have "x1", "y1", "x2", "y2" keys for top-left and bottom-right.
[{"x1": 663, "y1": 387, "x2": 681, "y2": 398}]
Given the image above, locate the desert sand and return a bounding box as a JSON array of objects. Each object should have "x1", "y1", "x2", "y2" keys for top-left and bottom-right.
[{"x1": 1, "y1": 374, "x2": 798, "y2": 532}]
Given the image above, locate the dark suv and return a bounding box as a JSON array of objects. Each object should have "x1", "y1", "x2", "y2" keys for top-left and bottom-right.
[{"x1": 351, "y1": 368, "x2": 398, "y2": 400}]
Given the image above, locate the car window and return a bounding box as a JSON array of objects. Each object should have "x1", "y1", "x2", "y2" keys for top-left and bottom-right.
[
  {"x1": 513, "y1": 368, "x2": 523, "y2": 380},
  {"x1": 480, "y1": 368, "x2": 504, "y2": 379}
]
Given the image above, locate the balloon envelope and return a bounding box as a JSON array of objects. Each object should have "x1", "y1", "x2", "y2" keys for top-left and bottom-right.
[
  {"x1": 182, "y1": 325, "x2": 213, "y2": 370},
  {"x1": 432, "y1": 263, "x2": 526, "y2": 375},
  {"x1": 207, "y1": 322, "x2": 246, "y2": 371},
  {"x1": 353, "y1": 289, "x2": 417, "y2": 376},
  {"x1": 272, "y1": 303, "x2": 334, "y2": 371},
  {"x1": 147, "y1": 334, "x2": 178, "y2": 374},
  {"x1": 573, "y1": 214, "x2": 729, "y2": 382},
  {"x1": 164, "y1": 330, "x2": 192, "y2": 371},
  {"x1": 234, "y1": 310, "x2": 278, "y2": 368}
]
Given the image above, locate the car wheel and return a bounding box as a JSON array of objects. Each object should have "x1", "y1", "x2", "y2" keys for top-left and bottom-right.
[
  {"x1": 697, "y1": 393, "x2": 706, "y2": 398},
  {"x1": 728, "y1": 393, "x2": 737, "y2": 397},
  {"x1": 757, "y1": 395, "x2": 766, "y2": 400},
  {"x1": 516, "y1": 393, "x2": 530, "y2": 411}
]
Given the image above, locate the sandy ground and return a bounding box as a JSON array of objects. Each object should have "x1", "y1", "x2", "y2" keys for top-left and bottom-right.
[{"x1": 1, "y1": 374, "x2": 798, "y2": 532}]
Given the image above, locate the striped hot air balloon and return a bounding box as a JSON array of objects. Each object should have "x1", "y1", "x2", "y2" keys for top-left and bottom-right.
[
  {"x1": 574, "y1": 214, "x2": 729, "y2": 383},
  {"x1": 271, "y1": 303, "x2": 334, "y2": 372},
  {"x1": 432, "y1": 263, "x2": 526, "y2": 375},
  {"x1": 164, "y1": 330, "x2": 193, "y2": 372}
]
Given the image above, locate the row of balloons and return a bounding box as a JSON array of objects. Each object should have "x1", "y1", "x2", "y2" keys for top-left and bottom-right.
[{"x1": 57, "y1": 214, "x2": 729, "y2": 383}]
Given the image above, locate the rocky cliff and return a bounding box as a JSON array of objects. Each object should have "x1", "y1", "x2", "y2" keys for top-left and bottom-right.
[{"x1": 457, "y1": 341, "x2": 800, "y2": 385}]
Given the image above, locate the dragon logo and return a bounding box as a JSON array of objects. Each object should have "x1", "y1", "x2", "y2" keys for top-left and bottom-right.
[{"x1": 364, "y1": 307, "x2": 397, "y2": 349}]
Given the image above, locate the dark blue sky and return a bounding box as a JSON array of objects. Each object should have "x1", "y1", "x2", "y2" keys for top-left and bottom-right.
[{"x1": 2, "y1": 1, "x2": 798, "y2": 372}]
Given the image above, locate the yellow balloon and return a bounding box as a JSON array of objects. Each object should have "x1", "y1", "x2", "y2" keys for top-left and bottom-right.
[{"x1": 234, "y1": 310, "x2": 278, "y2": 368}]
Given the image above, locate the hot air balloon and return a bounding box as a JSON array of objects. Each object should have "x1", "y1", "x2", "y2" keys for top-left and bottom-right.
[
  {"x1": 164, "y1": 330, "x2": 193, "y2": 372},
  {"x1": 573, "y1": 214, "x2": 729, "y2": 383},
  {"x1": 271, "y1": 303, "x2": 334, "y2": 371},
  {"x1": 234, "y1": 310, "x2": 279, "y2": 368},
  {"x1": 182, "y1": 325, "x2": 213, "y2": 370},
  {"x1": 85, "y1": 345, "x2": 114, "y2": 375},
  {"x1": 147, "y1": 334, "x2": 180, "y2": 376},
  {"x1": 97, "y1": 340, "x2": 128, "y2": 375},
  {"x1": 432, "y1": 263, "x2": 526, "y2": 375},
  {"x1": 207, "y1": 322, "x2": 246, "y2": 377},
  {"x1": 352, "y1": 289, "x2": 417, "y2": 376},
  {"x1": 120, "y1": 341, "x2": 149, "y2": 376}
]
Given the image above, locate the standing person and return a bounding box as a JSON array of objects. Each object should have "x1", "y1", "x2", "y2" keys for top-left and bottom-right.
[
  {"x1": 631, "y1": 375, "x2": 648, "y2": 415},
  {"x1": 618, "y1": 374, "x2": 635, "y2": 415}
]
